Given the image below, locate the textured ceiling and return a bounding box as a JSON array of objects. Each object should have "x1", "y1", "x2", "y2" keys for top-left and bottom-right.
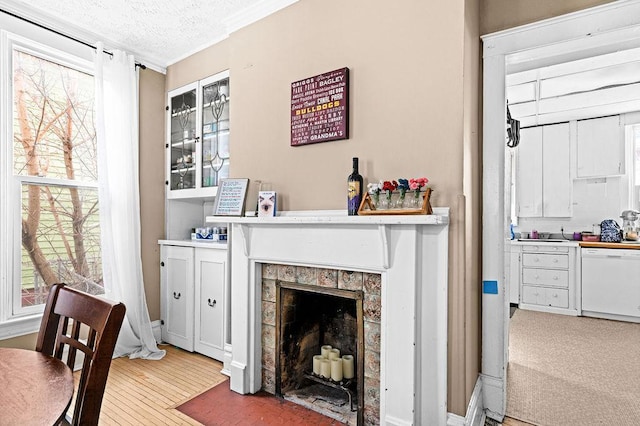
[{"x1": 0, "y1": 0, "x2": 295, "y2": 71}]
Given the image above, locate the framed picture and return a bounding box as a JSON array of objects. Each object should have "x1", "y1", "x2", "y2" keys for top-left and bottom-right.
[
  {"x1": 212, "y1": 178, "x2": 250, "y2": 216},
  {"x1": 257, "y1": 191, "x2": 277, "y2": 217},
  {"x1": 290, "y1": 67, "x2": 349, "y2": 146}
]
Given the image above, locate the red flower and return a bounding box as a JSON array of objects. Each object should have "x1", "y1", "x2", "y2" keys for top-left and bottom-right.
[{"x1": 382, "y1": 180, "x2": 398, "y2": 192}]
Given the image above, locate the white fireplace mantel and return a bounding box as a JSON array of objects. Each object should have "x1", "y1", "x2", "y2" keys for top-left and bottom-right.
[{"x1": 206, "y1": 208, "x2": 449, "y2": 425}]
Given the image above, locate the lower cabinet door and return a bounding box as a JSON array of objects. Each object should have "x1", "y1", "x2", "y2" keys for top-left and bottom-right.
[
  {"x1": 522, "y1": 285, "x2": 568, "y2": 308},
  {"x1": 546, "y1": 288, "x2": 569, "y2": 308},
  {"x1": 160, "y1": 245, "x2": 195, "y2": 351},
  {"x1": 522, "y1": 285, "x2": 545, "y2": 305},
  {"x1": 194, "y1": 248, "x2": 227, "y2": 361}
]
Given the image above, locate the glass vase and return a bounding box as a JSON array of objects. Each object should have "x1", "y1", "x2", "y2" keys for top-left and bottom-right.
[
  {"x1": 410, "y1": 189, "x2": 422, "y2": 208},
  {"x1": 380, "y1": 191, "x2": 393, "y2": 210},
  {"x1": 394, "y1": 191, "x2": 407, "y2": 209}
]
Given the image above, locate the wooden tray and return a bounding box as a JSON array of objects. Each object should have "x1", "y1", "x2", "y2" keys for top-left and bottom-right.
[{"x1": 358, "y1": 188, "x2": 432, "y2": 215}]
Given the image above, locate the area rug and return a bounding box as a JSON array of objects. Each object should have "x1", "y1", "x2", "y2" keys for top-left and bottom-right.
[
  {"x1": 176, "y1": 379, "x2": 344, "y2": 425},
  {"x1": 507, "y1": 309, "x2": 640, "y2": 426}
]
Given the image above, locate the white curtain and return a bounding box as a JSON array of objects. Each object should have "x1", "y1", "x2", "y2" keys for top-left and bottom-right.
[{"x1": 94, "y1": 43, "x2": 165, "y2": 360}]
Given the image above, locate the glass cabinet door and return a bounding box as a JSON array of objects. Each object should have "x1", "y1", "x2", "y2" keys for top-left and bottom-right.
[
  {"x1": 201, "y1": 76, "x2": 230, "y2": 189},
  {"x1": 169, "y1": 87, "x2": 197, "y2": 191}
]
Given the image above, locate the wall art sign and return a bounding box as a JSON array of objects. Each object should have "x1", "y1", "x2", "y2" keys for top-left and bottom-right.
[
  {"x1": 212, "y1": 178, "x2": 250, "y2": 216},
  {"x1": 290, "y1": 67, "x2": 349, "y2": 146}
]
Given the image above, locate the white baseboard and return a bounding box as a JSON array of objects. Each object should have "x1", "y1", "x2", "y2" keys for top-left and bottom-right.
[
  {"x1": 151, "y1": 320, "x2": 162, "y2": 344},
  {"x1": 447, "y1": 376, "x2": 485, "y2": 426}
]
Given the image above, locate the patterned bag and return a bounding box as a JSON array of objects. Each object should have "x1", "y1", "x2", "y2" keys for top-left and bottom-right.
[{"x1": 600, "y1": 219, "x2": 622, "y2": 243}]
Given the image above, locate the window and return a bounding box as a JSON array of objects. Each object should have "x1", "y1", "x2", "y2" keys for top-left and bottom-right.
[{"x1": 2, "y1": 34, "x2": 102, "y2": 328}]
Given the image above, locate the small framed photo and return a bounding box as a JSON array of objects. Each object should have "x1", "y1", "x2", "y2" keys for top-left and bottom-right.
[
  {"x1": 212, "y1": 178, "x2": 250, "y2": 216},
  {"x1": 257, "y1": 191, "x2": 277, "y2": 217}
]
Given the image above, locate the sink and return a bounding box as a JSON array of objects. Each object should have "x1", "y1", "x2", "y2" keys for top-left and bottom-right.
[{"x1": 518, "y1": 238, "x2": 570, "y2": 243}]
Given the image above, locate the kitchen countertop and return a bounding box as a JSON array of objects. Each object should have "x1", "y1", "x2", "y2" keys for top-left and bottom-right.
[
  {"x1": 509, "y1": 239, "x2": 580, "y2": 247},
  {"x1": 158, "y1": 239, "x2": 228, "y2": 249},
  {"x1": 579, "y1": 241, "x2": 640, "y2": 249}
]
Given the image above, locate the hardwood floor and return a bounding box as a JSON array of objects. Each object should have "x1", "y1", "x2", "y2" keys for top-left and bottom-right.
[
  {"x1": 91, "y1": 347, "x2": 536, "y2": 425},
  {"x1": 77, "y1": 344, "x2": 227, "y2": 425}
]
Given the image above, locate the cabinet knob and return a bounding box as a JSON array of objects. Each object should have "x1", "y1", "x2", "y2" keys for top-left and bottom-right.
[
  {"x1": 160, "y1": 261, "x2": 165, "y2": 267},
  {"x1": 534, "y1": 274, "x2": 540, "y2": 280},
  {"x1": 534, "y1": 258, "x2": 539, "y2": 262},
  {"x1": 208, "y1": 298, "x2": 217, "y2": 307},
  {"x1": 553, "y1": 275, "x2": 558, "y2": 280},
  {"x1": 552, "y1": 293, "x2": 558, "y2": 298},
  {"x1": 173, "y1": 292, "x2": 181, "y2": 299},
  {"x1": 553, "y1": 258, "x2": 559, "y2": 263}
]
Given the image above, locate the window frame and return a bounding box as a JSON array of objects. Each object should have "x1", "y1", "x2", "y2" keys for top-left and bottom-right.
[{"x1": 0, "y1": 26, "x2": 96, "y2": 339}]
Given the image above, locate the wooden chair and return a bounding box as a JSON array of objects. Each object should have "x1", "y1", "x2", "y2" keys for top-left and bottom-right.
[{"x1": 36, "y1": 283, "x2": 126, "y2": 426}]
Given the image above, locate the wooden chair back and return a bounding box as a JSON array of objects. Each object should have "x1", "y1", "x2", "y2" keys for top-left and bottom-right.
[{"x1": 36, "y1": 283, "x2": 126, "y2": 426}]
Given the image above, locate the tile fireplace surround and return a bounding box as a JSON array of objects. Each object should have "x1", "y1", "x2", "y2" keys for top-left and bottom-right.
[{"x1": 206, "y1": 209, "x2": 449, "y2": 425}]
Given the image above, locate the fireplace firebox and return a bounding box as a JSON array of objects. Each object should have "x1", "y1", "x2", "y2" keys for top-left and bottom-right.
[{"x1": 275, "y1": 280, "x2": 364, "y2": 424}]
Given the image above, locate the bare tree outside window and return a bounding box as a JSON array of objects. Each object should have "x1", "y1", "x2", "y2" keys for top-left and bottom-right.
[{"x1": 13, "y1": 50, "x2": 103, "y2": 308}]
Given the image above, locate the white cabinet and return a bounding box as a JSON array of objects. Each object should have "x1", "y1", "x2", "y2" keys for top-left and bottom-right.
[
  {"x1": 517, "y1": 123, "x2": 572, "y2": 217},
  {"x1": 576, "y1": 115, "x2": 624, "y2": 178},
  {"x1": 166, "y1": 70, "x2": 230, "y2": 199},
  {"x1": 160, "y1": 245, "x2": 194, "y2": 350},
  {"x1": 518, "y1": 244, "x2": 578, "y2": 315},
  {"x1": 194, "y1": 248, "x2": 227, "y2": 360},
  {"x1": 160, "y1": 243, "x2": 228, "y2": 361}
]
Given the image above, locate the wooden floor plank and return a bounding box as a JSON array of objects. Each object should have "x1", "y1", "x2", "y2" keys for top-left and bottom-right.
[{"x1": 70, "y1": 345, "x2": 226, "y2": 425}]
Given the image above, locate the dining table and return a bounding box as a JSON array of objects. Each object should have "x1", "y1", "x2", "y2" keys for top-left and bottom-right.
[{"x1": 0, "y1": 347, "x2": 74, "y2": 425}]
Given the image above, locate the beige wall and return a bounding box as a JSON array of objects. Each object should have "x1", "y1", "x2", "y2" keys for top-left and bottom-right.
[
  {"x1": 480, "y1": 0, "x2": 614, "y2": 35},
  {"x1": 0, "y1": 332, "x2": 36, "y2": 350},
  {"x1": 168, "y1": 0, "x2": 473, "y2": 414},
  {"x1": 462, "y1": 0, "x2": 482, "y2": 409},
  {"x1": 139, "y1": 68, "x2": 167, "y2": 321}
]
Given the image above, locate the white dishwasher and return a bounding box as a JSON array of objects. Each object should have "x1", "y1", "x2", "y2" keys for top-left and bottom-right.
[{"x1": 581, "y1": 248, "x2": 640, "y2": 320}]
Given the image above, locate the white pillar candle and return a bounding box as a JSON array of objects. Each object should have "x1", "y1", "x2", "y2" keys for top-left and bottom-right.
[
  {"x1": 321, "y1": 345, "x2": 332, "y2": 358},
  {"x1": 328, "y1": 348, "x2": 341, "y2": 360},
  {"x1": 320, "y1": 359, "x2": 331, "y2": 379},
  {"x1": 312, "y1": 355, "x2": 324, "y2": 375},
  {"x1": 331, "y1": 358, "x2": 343, "y2": 382},
  {"x1": 342, "y1": 354, "x2": 355, "y2": 379}
]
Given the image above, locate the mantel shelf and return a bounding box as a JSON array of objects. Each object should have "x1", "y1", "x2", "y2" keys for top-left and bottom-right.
[{"x1": 206, "y1": 207, "x2": 449, "y2": 226}]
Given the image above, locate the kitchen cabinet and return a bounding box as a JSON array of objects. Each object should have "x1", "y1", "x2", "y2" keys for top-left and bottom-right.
[
  {"x1": 516, "y1": 123, "x2": 572, "y2": 217},
  {"x1": 517, "y1": 243, "x2": 578, "y2": 315},
  {"x1": 576, "y1": 115, "x2": 624, "y2": 178},
  {"x1": 166, "y1": 70, "x2": 230, "y2": 199},
  {"x1": 160, "y1": 243, "x2": 228, "y2": 361}
]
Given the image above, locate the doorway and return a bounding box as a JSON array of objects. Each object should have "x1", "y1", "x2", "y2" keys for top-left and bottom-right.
[{"x1": 481, "y1": 1, "x2": 640, "y2": 420}]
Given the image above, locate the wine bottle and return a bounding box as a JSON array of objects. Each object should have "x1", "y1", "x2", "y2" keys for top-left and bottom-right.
[{"x1": 347, "y1": 157, "x2": 363, "y2": 215}]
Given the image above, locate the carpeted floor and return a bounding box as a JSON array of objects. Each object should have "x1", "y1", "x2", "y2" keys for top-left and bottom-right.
[
  {"x1": 507, "y1": 309, "x2": 640, "y2": 426},
  {"x1": 176, "y1": 379, "x2": 344, "y2": 425}
]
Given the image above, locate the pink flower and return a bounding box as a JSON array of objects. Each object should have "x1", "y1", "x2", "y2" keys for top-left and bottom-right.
[{"x1": 409, "y1": 177, "x2": 429, "y2": 191}]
